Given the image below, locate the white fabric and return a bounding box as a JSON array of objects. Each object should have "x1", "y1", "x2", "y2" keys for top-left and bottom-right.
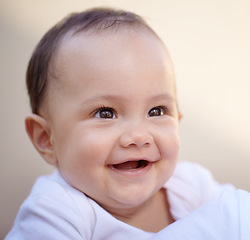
[
  {"x1": 5, "y1": 161, "x2": 236, "y2": 240},
  {"x1": 165, "y1": 161, "x2": 234, "y2": 220},
  {"x1": 150, "y1": 190, "x2": 250, "y2": 240}
]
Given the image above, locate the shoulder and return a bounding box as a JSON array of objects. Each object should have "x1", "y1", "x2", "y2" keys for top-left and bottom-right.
[
  {"x1": 29, "y1": 171, "x2": 96, "y2": 222},
  {"x1": 165, "y1": 161, "x2": 235, "y2": 219},
  {"x1": 6, "y1": 171, "x2": 95, "y2": 240}
]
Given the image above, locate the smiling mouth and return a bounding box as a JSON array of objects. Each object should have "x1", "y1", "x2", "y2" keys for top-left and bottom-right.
[{"x1": 111, "y1": 160, "x2": 149, "y2": 170}]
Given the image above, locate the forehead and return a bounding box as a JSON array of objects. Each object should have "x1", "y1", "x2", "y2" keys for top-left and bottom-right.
[
  {"x1": 55, "y1": 28, "x2": 174, "y2": 82},
  {"x1": 45, "y1": 28, "x2": 176, "y2": 115}
]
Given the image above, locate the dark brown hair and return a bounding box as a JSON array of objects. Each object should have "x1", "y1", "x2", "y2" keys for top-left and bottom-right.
[{"x1": 26, "y1": 7, "x2": 159, "y2": 114}]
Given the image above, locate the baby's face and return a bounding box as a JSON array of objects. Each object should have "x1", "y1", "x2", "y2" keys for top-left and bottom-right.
[{"x1": 46, "y1": 30, "x2": 180, "y2": 211}]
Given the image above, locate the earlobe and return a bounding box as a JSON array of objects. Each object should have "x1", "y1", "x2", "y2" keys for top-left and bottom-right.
[{"x1": 25, "y1": 114, "x2": 57, "y2": 166}]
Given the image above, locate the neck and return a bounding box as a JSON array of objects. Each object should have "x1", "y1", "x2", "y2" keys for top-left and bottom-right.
[{"x1": 104, "y1": 188, "x2": 174, "y2": 233}]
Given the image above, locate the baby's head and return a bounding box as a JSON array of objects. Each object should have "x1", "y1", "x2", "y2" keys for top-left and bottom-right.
[{"x1": 25, "y1": 8, "x2": 181, "y2": 213}]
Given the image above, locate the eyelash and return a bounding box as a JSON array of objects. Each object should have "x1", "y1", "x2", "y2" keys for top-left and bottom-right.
[
  {"x1": 148, "y1": 106, "x2": 169, "y2": 117},
  {"x1": 92, "y1": 106, "x2": 117, "y2": 119}
]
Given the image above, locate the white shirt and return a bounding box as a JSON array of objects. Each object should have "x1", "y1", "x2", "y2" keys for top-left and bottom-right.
[
  {"x1": 151, "y1": 189, "x2": 250, "y2": 240},
  {"x1": 5, "y1": 161, "x2": 236, "y2": 240}
]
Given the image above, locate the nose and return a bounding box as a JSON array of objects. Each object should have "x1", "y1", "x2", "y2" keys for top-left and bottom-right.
[{"x1": 119, "y1": 123, "x2": 153, "y2": 148}]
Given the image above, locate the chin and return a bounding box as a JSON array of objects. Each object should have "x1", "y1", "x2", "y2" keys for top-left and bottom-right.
[{"x1": 112, "y1": 187, "x2": 158, "y2": 209}]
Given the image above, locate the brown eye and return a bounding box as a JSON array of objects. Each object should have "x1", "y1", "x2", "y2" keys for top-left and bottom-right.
[
  {"x1": 94, "y1": 108, "x2": 116, "y2": 119},
  {"x1": 148, "y1": 107, "x2": 165, "y2": 117}
]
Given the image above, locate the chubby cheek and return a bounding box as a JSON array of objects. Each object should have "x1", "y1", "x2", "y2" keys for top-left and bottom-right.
[
  {"x1": 163, "y1": 130, "x2": 180, "y2": 159},
  {"x1": 55, "y1": 126, "x2": 114, "y2": 191},
  {"x1": 156, "y1": 125, "x2": 180, "y2": 177}
]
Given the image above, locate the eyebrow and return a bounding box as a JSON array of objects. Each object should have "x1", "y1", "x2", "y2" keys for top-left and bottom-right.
[
  {"x1": 81, "y1": 93, "x2": 177, "y2": 105},
  {"x1": 149, "y1": 93, "x2": 177, "y2": 104},
  {"x1": 82, "y1": 95, "x2": 126, "y2": 104}
]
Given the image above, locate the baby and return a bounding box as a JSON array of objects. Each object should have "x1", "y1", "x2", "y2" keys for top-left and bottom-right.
[{"x1": 6, "y1": 7, "x2": 240, "y2": 240}]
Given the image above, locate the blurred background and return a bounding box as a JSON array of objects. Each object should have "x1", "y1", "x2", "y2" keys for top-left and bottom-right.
[{"x1": 1, "y1": 0, "x2": 250, "y2": 238}]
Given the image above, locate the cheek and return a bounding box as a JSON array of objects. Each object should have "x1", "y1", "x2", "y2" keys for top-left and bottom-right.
[
  {"x1": 55, "y1": 126, "x2": 117, "y2": 183},
  {"x1": 156, "y1": 123, "x2": 180, "y2": 159},
  {"x1": 57, "y1": 135, "x2": 104, "y2": 193},
  {"x1": 156, "y1": 126, "x2": 180, "y2": 185},
  {"x1": 58, "y1": 131, "x2": 105, "y2": 168}
]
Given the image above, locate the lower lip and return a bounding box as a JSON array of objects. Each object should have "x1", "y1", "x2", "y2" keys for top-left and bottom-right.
[{"x1": 107, "y1": 162, "x2": 154, "y2": 177}]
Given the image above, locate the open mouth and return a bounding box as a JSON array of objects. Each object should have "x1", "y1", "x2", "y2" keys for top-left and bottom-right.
[{"x1": 111, "y1": 160, "x2": 149, "y2": 170}]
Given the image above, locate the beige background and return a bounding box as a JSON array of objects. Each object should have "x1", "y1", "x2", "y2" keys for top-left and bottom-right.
[{"x1": 1, "y1": 0, "x2": 250, "y2": 238}]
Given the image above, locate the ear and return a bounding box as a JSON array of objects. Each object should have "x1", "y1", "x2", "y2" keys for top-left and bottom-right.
[
  {"x1": 178, "y1": 112, "x2": 183, "y2": 121},
  {"x1": 25, "y1": 114, "x2": 57, "y2": 166}
]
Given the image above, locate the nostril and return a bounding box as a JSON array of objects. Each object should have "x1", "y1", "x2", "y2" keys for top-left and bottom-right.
[{"x1": 120, "y1": 134, "x2": 153, "y2": 148}]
